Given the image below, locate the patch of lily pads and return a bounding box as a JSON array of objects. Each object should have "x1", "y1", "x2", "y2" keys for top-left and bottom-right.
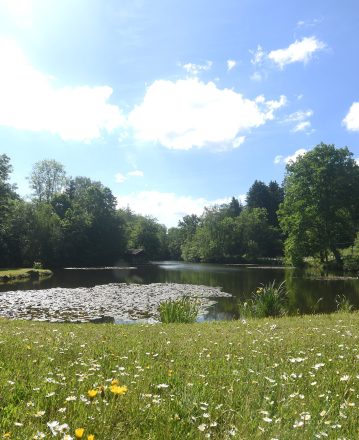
[{"x1": 0, "y1": 283, "x2": 231, "y2": 323}]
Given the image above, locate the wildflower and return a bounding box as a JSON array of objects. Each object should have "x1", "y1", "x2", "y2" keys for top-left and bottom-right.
[
  {"x1": 340, "y1": 375, "x2": 350, "y2": 382},
  {"x1": 110, "y1": 384, "x2": 128, "y2": 395},
  {"x1": 34, "y1": 411, "x2": 45, "y2": 418},
  {"x1": 111, "y1": 379, "x2": 119, "y2": 385},
  {"x1": 87, "y1": 436, "x2": 95, "y2": 440},
  {"x1": 75, "y1": 428, "x2": 85, "y2": 439},
  {"x1": 3, "y1": 433, "x2": 11, "y2": 439},
  {"x1": 157, "y1": 383, "x2": 169, "y2": 389},
  {"x1": 198, "y1": 424, "x2": 207, "y2": 432},
  {"x1": 87, "y1": 389, "x2": 98, "y2": 399}
]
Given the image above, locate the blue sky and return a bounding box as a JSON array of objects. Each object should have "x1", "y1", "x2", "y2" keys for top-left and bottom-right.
[{"x1": 0, "y1": 0, "x2": 358, "y2": 227}]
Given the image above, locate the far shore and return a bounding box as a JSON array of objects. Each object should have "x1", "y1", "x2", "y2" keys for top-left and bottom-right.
[{"x1": 0, "y1": 268, "x2": 53, "y2": 283}]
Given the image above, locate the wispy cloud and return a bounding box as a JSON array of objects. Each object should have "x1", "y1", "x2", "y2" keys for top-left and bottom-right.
[
  {"x1": 115, "y1": 170, "x2": 144, "y2": 182},
  {"x1": 284, "y1": 109, "x2": 314, "y2": 133},
  {"x1": 296, "y1": 18, "x2": 323, "y2": 28},
  {"x1": 292, "y1": 121, "x2": 311, "y2": 132},
  {"x1": 268, "y1": 36, "x2": 325, "y2": 69},
  {"x1": 250, "y1": 45, "x2": 265, "y2": 66},
  {"x1": 227, "y1": 59, "x2": 236, "y2": 71},
  {"x1": 343, "y1": 102, "x2": 359, "y2": 131},
  {"x1": 181, "y1": 61, "x2": 213, "y2": 76},
  {"x1": 128, "y1": 170, "x2": 144, "y2": 177},
  {"x1": 129, "y1": 78, "x2": 286, "y2": 150},
  {"x1": 0, "y1": 39, "x2": 125, "y2": 141},
  {"x1": 115, "y1": 173, "x2": 127, "y2": 183},
  {"x1": 274, "y1": 148, "x2": 307, "y2": 165}
]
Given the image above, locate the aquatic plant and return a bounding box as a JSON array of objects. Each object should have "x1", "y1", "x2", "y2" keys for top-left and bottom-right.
[
  {"x1": 239, "y1": 280, "x2": 288, "y2": 318},
  {"x1": 335, "y1": 294, "x2": 353, "y2": 312},
  {"x1": 158, "y1": 296, "x2": 200, "y2": 323}
]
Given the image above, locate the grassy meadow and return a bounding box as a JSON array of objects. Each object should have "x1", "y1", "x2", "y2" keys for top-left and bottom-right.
[{"x1": 1, "y1": 313, "x2": 359, "y2": 439}]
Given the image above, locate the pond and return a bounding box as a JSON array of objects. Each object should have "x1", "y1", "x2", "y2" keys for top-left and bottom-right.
[{"x1": 0, "y1": 261, "x2": 358, "y2": 322}]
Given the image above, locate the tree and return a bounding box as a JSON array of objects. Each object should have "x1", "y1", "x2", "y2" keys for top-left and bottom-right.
[
  {"x1": 246, "y1": 180, "x2": 283, "y2": 227},
  {"x1": 128, "y1": 216, "x2": 167, "y2": 260},
  {"x1": 61, "y1": 177, "x2": 127, "y2": 266},
  {"x1": 278, "y1": 143, "x2": 359, "y2": 266},
  {"x1": 29, "y1": 159, "x2": 67, "y2": 202},
  {"x1": 0, "y1": 154, "x2": 19, "y2": 266},
  {"x1": 237, "y1": 208, "x2": 281, "y2": 259}
]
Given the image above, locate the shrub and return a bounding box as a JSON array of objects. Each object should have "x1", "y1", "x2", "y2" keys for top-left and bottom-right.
[
  {"x1": 158, "y1": 296, "x2": 200, "y2": 323},
  {"x1": 239, "y1": 280, "x2": 288, "y2": 318},
  {"x1": 33, "y1": 261, "x2": 43, "y2": 270}
]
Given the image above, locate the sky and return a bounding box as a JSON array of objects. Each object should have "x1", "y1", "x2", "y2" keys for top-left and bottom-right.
[{"x1": 0, "y1": 0, "x2": 358, "y2": 227}]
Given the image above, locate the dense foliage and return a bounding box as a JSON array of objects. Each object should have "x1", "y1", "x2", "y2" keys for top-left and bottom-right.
[
  {"x1": 0, "y1": 156, "x2": 167, "y2": 267},
  {"x1": 1, "y1": 143, "x2": 358, "y2": 268},
  {"x1": 279, "y1": 143, "x2": 359, "y2": 267}
]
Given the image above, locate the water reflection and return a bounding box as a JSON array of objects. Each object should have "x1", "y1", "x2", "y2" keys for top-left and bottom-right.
[{"x1": 0, "y1": 262, "x2": 358, "y2": 320}]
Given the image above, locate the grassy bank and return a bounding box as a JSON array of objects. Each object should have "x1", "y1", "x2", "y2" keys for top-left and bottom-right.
[
  {"x1": 0, "y1": 268, "x2": 53, "y2": 283},
  {"x1": 1, "y1": 314, "x2": 359, "y2": 439}
]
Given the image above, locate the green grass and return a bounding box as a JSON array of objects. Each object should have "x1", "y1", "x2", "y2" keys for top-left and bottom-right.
[
  {"x1": 1, "y1": 313, "x2": 359, "y2": 439},
  {"x1": 0, "y1": 268, "x2": 52, "y2": 282}
]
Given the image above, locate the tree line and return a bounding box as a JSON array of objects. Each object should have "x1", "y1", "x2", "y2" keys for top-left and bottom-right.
[{"x1": 0, "y1": 143, "x2": 358, "y2": 269}]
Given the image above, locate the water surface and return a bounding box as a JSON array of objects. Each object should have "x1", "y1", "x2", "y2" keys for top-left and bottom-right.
[{"x1": 1, "y1": 262, "x2": 358, "y2": 320}]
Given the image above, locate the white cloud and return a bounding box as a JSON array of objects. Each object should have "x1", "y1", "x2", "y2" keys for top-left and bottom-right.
[
  {"x1": 343, "y1": 102, "x2": 359, "y2": 131},
  {"x1": 2, "y1": 0, "x2": 33, "y2": 29},
  {"x1": 227, "y1": 60, "x2": 236, "y2": 71},
  {"x1": 181, "y1": 61, "x2": 213, "y2": 76},
  {"x1": 0, "y1": 39, "x2": 126, "y2": 141},
  {"x1": 293, "y1": 121, "x2": 311, "y2": 132},
  {"x1": 116, "y1": 191, "x2": 245, "y2": 227},
  {"x1": 356, "y1": 158, "x2": 359, "y2": 165},
  {"x1": 268, "y1": 36, "x2": 325, "y2": 69},
  {"x1": 128, "y1": 78, "x2": 286, "y2": 150},
  {"x1": 274, "y1": 148, "x2": 307, "y2": 165},
  {"x1": 128, "y1": 170, "x2": 144, "y2": 177},
  {"x1": 115, "y1": 173, "x2": 127, "y2": 183}
]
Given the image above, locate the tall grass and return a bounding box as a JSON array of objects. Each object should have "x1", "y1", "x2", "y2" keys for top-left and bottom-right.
[
  {"x1": 335, "y1": 294, "x2": 353, "y2": 312},
  {"x1": 238, "y1": 280, "x2": 288, "y2": 318},
  {"x1": 158, "y1": 296, "x2": 200, "y2": 323}
]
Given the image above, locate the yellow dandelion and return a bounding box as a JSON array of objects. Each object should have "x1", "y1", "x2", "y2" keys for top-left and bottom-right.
[
  {"x1": 111, "y1": 379, "x2": 119, "y2": 386},
  {"x1": 87, "y1": 389, "x2": 98, "y2": 399},
  {"x1": 110, "y1": 384, "x2": 128, "y2": 395},
  {"x1": 75, "y1": 428, "x2": 85, "y2": 439},
  {"x1": 87, "y1": 435, "x2": 95, "y2": 440},
  {"x1": 3, "y1": 433, "x2": 11, "y2": 439}
]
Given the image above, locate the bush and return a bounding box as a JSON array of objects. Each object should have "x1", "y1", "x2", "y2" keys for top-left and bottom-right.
[
  {"x1": 33, "y1": 261, "x2": 43, "y2": 270},
  {"x1": 158, "y1": 296, "x2": 200, "y2": 323},
  {"x1": 239, "y1": 280, "x2": 288, "y2": 318}
]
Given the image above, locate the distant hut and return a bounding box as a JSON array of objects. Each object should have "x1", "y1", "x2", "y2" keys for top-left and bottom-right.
[{"x1": 126, "y1": 248, "x2": 146, "y2": 265}]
